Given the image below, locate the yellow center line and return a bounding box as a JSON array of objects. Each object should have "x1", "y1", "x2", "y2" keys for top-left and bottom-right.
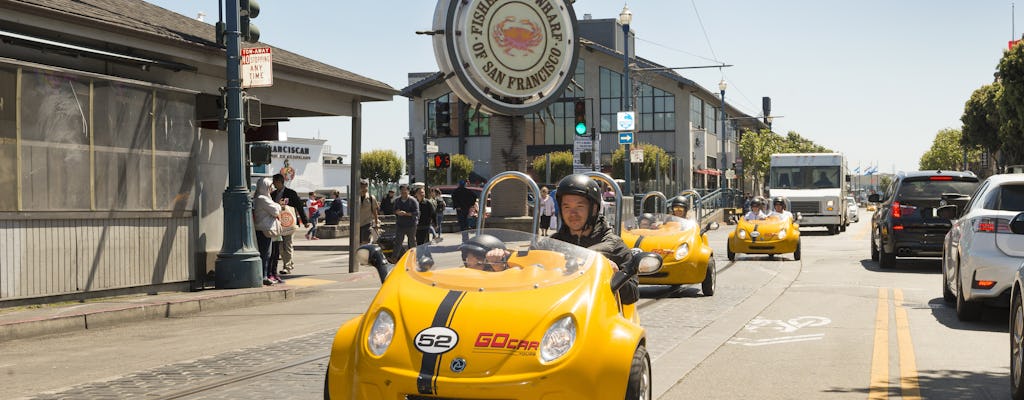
[
  {"x1": 894, "y1": 289, "x2": 921, "y2": 400},
  {"x1": 869, "y1": 288, "x2": 889, "y2": 400}
]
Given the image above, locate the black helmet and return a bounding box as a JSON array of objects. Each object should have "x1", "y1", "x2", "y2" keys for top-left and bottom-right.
[
  {"x1": 750, "y1": 197, "x2": 765, "y2": 207},
  {"x1": 555, "y1": 174, "x2": 603, "y2": 232},
  {"x1": 639, "y1": 213, "x2": 656, "y2": 224},
  {"x1": 460, "y1": 234, "x2": 505, "y2": 260},
  {"x1": 772, "y1": 196, "x2": 786, "y2": 208},
  {"x1": 668, "y1": 195, "x2": 690, "y2": 210}
]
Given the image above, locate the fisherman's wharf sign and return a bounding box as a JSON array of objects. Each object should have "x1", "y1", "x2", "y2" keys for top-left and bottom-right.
[{"x1": 433, "y1": 0, "x2": 579, "y2": 115}]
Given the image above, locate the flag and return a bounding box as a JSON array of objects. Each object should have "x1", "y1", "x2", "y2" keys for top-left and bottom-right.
[{"x1": 853, "y1": 166, "x2": 861, "y2": 174}]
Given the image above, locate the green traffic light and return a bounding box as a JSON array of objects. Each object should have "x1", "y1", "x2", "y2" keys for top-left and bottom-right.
[{"x1": 575, "y1": 122, "x2": 587, "y2": 136}]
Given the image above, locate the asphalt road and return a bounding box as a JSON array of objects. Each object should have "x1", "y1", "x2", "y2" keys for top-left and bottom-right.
[{"x1": 2, "y1": 209, "x2": 1012, "y2": 399}]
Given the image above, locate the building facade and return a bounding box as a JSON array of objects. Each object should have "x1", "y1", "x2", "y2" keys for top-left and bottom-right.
[
  {"x1": 401, "y1": 16, "x2": 766, "y2": 191},
  {"x1": 0, "y1": 0, "x2": 394, "y2": 303}
]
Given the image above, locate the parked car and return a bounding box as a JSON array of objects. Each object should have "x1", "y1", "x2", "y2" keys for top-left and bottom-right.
[
  {"x1": 845, "y1": 196, "x2": 859, "y2": 223},
  {"x1": 870, "y1": 170, "x2": 980, "y2": 268},
  {"x1": 1001, "y1": 212, "x2": 1024, "y2": 399},
  {"x1": 439, "y1": 194, "x2": 457, "y2": 216},
  {"x1": 943, "y1": 174, "x2": 1024, "y2": 320}
]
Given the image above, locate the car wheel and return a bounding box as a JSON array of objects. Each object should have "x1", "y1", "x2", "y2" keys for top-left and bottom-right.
[
  {"x1": 701, "y1": 257, "x2": 716, "y2": 296},
  {"x1": 878, "y1": 238, "x2": 895, "y2": 269},
  {"x1": 768, "y1": 254, "x2": 776, "y2": 260},
  {"x1": 840, "y1": 223, "x2": 847, "y2": 232},
  {"x1": 870, "y1": 233, "x2": 879, "y2": 262},
  {"x1": 794, "y1": 240, "x2": 801, "y2": 261},
  {"x1": 956, "y1": 266, "x2": 982, "y2": 321},
  {"x1": 625, "y1": 345, "x2": 651, "y2": 400},
  {"x1": 941, "y1": 262, "x2": 955, "y2": 304},
  {"x1": 1012, "y1": 289, "x2": 1024, "y2": 400},
  {"x1": 727, "y1": 243, "x2": 735, "y2": 261},
  {"x1": 324, "y1": 372, "x2": 331, "y2": 400}
]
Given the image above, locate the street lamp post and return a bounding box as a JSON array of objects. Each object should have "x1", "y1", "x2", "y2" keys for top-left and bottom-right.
[
  {"x1": 620, "y1": 6, "x2": 632, "y2": 196},
  {"x1": 214, "y1": 0, "x2": 261, "y2": 288},
  {"x1": 719, "y1": 79, "x2": 727, "y2": 191}
]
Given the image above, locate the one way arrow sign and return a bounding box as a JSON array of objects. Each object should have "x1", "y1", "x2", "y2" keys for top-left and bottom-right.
[{"x1": 619, "y1": 132, "x2": 634, "y2": 144}]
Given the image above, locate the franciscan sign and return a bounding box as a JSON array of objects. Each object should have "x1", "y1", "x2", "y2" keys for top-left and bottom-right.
[{"x1": 433, "y1": 0, "x2": 579, "y2": 115}]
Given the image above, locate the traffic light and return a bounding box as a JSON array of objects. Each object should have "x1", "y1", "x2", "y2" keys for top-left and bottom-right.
[
  {"x1": 433, "y1": 152, "x2": 451, "y2": 169},
  {"x1": 573, "y1": 99, "x2": 587, "y2": 136},
  {"x1": 435, "y1": 102, "x2": 451, "y2": 136},
  {"x1": 241, "y1": 0, "x2": 260, "y2": 43}
]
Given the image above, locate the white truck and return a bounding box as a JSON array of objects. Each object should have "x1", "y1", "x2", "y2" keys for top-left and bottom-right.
[{"x1": 768, "y1": 153, "x2": 848, "y2": 235}]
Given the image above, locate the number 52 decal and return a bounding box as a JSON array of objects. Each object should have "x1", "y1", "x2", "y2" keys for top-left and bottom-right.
[{"x1": 414, "y1": 327, "x2": 460, "y2": 354}]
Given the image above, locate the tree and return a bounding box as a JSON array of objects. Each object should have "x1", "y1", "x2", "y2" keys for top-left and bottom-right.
[
  {"x1": 360, "y1": 149, "x2": 403, "y2": 186},
  {"x1": 738, "y1": 129, "x2": 782, "y2": 194},
  {"x1": 610, "y1": 142, "x2": 671, "y2": 189},
  {"x1": 779, "y1": 131, "x2": 831, "y2": 153},
  {"x1": 426, "y1": 153, "x2": 473, "y2": 186},
  {"x1": 997, "y1": 43, "x2": 1024, "y2": 164},
  {"x1": 918, "y1": 128, "x2": 980, "y2": 171},
  {"x1": 961, "y1": 84, "x2": 1002, "y2": 153},
  {"x1": 530, "y1": 151, "x2": 574, "y2": 185}
]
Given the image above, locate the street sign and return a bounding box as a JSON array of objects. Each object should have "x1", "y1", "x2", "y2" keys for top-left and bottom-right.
[
  {"x1": 617, "y1": 111, "x2": 635, "y2": 132},
  {"x1": 618, "y1": 132, "x2": 633, "y2": 145},
  {"x1": 630, "y1": 149, "x2": 644, "y2": 163},
  {"x1": 726, "y1": 169, "x2": 736, "y2": 180},
  {"x1": 426, "y1": 143, "x2": 439, "y2": 153},
  {"x1": 241, "y1": 47, "x2": 273, "y2": 88}
]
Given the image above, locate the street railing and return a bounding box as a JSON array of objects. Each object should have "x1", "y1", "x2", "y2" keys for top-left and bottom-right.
[{"x1": 697, "y1": 188, "x2": 744, "y2": 223}]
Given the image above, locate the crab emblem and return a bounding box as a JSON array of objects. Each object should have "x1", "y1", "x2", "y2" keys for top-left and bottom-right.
[{"x1": 492, "y1": 16, "x2": 543, "y2": 56}]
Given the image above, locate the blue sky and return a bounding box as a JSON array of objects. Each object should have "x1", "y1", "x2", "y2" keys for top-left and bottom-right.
[{"x1": 145, "y1": 1, "x2": 1014, "y2": 173}]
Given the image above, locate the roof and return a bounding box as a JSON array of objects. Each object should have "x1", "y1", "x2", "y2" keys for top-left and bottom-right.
[
  {"x1": 5, "y1": 0, "x2": 395, "y2": 94},
  {"x1": 981, "y1": 173, "x2": 1024, "y2": 184},
  {"x1": 899, "y1": 170, "x2": 978, "y2": 178}
]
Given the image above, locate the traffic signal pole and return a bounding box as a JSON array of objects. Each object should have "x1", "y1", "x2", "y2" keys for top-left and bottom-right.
[{"x1": 214, "y1": 0, "x2": 261, "y2": 288}]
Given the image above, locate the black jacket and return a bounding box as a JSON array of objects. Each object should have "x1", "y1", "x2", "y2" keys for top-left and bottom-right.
[
  {"x1": 550, "y1": 215, "x2": 638, "y2": 304},
  {"x1": 452, "y1": 186, "x2": 477, "y2": 212},
  {"x1": 417, "y1": 198, "x2": 436, "y2": 231},
  {"x1": 271, "y1": 187, "x2": 309, "y2": 225}
]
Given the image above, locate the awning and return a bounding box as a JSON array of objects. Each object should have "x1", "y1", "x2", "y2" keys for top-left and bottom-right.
[{"x1": 696, "y1": 169, "x2": 722, "y2": 176}]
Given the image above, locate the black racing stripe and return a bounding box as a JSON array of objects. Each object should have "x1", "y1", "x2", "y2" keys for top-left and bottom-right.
[
  {"x1": 417, "y1": 290, "x2": 466, "y2": 395},
  {"x1": 633, "y1": 235, "x2": 645, "y2": 248}
]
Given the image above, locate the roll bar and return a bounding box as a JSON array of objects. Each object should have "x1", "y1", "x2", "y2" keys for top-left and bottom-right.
[
  {"x1": 476, "y1": 171, "x2": 543, "y2": 242},
  {"x1": 583, "y1": 172, "x2": 624, "y2": 236},
  {"x1": 640, "y1": 191, "x2": 668, "y2": 214},
  {"x1": 677, "y1": 189, "x2": 703, "y2": 220}
]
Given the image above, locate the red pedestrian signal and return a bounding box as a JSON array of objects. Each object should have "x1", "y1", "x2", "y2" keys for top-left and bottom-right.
[{"x1": 433, "y1": 152, "x2": 451, "y2": 169}]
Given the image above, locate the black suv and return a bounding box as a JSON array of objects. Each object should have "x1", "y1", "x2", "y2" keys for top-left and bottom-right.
[{"x1": 869, "y1": 170, "x2": 980, "y2": 268}]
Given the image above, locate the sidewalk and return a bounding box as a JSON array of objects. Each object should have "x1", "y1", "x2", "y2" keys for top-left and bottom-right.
[{"x1": 0, "y1": 233, "x2": 378, "y2": 342}]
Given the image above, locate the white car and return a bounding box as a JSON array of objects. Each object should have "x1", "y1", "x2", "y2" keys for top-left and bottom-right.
[
  {"x1": 1003, "y1": 213, "x2": 1024, "y2": 399},
  {"x1": 845, "y1": 196, "x2": 859, "y2": 223},
  {"x1": 440, "y1": 194, "x2": 457, "y2": 216},
  {"x1": 943, "y1": 173, "x2": 1024, "y2": 321}
]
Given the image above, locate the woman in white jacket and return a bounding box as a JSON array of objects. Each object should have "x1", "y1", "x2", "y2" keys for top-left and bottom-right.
[{"x1": 253, "y1": 177, "x2": 282, "y2": 285}]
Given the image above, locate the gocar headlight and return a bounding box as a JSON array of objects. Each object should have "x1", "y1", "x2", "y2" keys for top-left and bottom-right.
[
  {"x1": 367, "y1": 310, "x2": 395, "y2": 356},
  {"x1": 738, "y1": 230, "x2": 747, "y2": 240},
  {"x1": 674, "y1": 243, "x2": 690, "y2": 260},
  {"x1": 539, "y1": 316, "x2": 576, "y2": 363},
  {"x1": 777, "y1": 230, "x2": 787, "y2": 240}
]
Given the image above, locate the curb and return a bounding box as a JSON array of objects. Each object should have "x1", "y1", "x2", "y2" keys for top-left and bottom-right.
[{"x1": 0, "y1": 286, "x2": 297, "y2": 342}]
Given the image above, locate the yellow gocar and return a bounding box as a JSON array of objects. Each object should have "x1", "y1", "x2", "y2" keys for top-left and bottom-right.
[
  {"x1": 325, "y1": 229, "x2": 660, "y2": 400},
  {"x1": 622, "y1": 214, "x2": 720, "y2": 295},
  {"x1": 727, "y1": 214, "x2": 802, "y2": 261}
]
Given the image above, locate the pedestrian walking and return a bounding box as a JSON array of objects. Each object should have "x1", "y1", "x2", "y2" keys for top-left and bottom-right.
[
  {"x1": 357, "y1": 179, "x2": 380, "y2": 245},
  {"x1": 270, "y1": 173, "x2": 309, "y2": 276},
  {"x1": 380, "y1": 190, "x2": 396, "y2": 215},
  {"x1": 392, "y1": 184, "x2": 419, "y2": 252},
  {"x1": 452, "y1": 180, "x2": 476, "y2": 239},
  {"x1": 431, "y1": 188, "x2": 445, "y2": 240},
  {"x1": 252, "y1": 177, "x2": 281, "y2": 286},
  {"x1": 415, "y1": 187, "x2": 436, "y2": 245},
  {"x1": 305, "y1": 192, "x2": 323, "y2": 240},
  {"x1": 538, "y1": 186, "x2": 555, "y2": 236},
  {"x1": 324, "y1": 190, "x2": 344, "y2": 225}
]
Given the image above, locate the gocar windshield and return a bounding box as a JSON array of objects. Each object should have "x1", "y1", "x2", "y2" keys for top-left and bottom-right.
[
  {"x1": 770, "y1": 166, "x2": 841, "y2": 189},
  {"x1": 624, "y1": 214, "x2": 697, "y2": 235},
  {"x1": 405, "y1": 229, "x2": 597, "y2": 292}
]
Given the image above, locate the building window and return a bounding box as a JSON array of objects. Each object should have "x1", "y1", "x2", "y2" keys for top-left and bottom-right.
[
  {"x1": 467, "y1": 106, "x2": 490, "y2": 137},
  {"x1": 690, "y1": 95, "x2": 703, "y2": 130},
  {"x1": 599, "y1": 67, "x2": 623, "y2": 133},
  {"x1": 704, "y1": 102, "x2": 716, "y2": 136},
  {"x1": 637, "y1": 84, "x2": 674, "y2": 132},
  {"x1": 426, "y1": 93, "x2": 453, "y2": 137},
  {"x1": 428, "y1": 94, "x2": 490, "y2": 137},
  {"x1": 526, "y1": 60, "x2": 584, "y2": 145}
]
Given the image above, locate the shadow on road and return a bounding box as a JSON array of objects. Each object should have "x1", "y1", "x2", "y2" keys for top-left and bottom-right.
[
  {"x1": 927, "y1": 297, "x2": 1009, "y2": 332},
  {"x1": 822, "y1": 368, "x2": 1006, "y2": 399},
  {"x1": 639, "y1": 285, "x2": 703, "y2": 299},
  {"x1": 859, "y1": 258, "x2": 941, "y2": 274}
]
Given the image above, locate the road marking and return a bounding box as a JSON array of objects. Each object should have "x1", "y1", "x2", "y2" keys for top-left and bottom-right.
[
  {"x1": 894, "y1": 289, "x2": 921, "y2": 400},
  {"x1": 728, "y1": 334, "x2": 825, "y2": 346},
  {"x1": 869, "y1": 288, "x2": 889, "y2": 400}
]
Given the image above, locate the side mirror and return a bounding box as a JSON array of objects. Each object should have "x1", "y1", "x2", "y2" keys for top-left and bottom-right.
[
  {"x1": 1011, "y1": 212, "x2": 1024, "y2": 234},
  {"x1": 358, "y1": 244, "x2": 393, "y2": 284},
  {"x1": 868, "y1": 194, "x2": 881, "y2": 203},
  {"x1": 703, "y1": 221, "x2": 720, "y2": 234},
  {"x1": 795, "y1": 212, "x2": 803, "y2": 221},
  {"x1": 611, "y1": 251, "x2": 662, "y2": 292}
]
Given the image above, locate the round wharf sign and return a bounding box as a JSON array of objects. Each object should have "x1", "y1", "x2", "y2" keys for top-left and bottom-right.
[{"x1": 433, "y1": 0, "x2": 579, "y2": 115}]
